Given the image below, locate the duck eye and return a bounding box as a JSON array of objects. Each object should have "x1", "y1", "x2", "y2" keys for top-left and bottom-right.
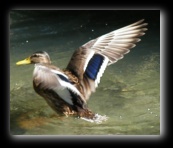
[{"x1": 32, "y1": 54, "x2": 39, "y2": 58}]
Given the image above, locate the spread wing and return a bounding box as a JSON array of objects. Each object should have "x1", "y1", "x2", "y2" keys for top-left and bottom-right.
[{"x1": 66, "y1": 19, "x2": 148, "y2": 100}]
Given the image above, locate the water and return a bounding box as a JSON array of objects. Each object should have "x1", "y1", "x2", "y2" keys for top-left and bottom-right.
[{"x1": 10, "y1": 10, "x2": 160, "y2": 135}]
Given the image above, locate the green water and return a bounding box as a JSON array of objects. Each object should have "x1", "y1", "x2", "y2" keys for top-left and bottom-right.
[{"x1": 10, "y1": 10, "x2": 160, "y2": 135}]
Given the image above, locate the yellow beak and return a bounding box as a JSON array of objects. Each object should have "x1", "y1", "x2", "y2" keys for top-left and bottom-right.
[{"x1": 16, "y1": 57, "x2": 31, "y2": 65}]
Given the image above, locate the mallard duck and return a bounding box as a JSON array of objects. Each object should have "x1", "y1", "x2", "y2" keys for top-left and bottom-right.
[{"x1": 16, "y1": 19, "x2": 148, "y2": 121}]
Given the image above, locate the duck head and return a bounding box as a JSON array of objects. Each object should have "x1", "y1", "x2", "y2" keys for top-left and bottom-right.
[{"x1": 16, "y1": 51, "x2": 51, "y2": 65}]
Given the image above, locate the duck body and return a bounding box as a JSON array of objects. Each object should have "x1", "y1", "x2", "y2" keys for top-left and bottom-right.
[
  {"x1": 33, "y1": 62, "x2": 94, "y2": 118},
  {"x1": 16, "y1": 19, "x2": 148, "y2": 121}
]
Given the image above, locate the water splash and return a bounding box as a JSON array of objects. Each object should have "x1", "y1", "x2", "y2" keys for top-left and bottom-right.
[{"x1": 80, "y1": 114, "x2": 108, "y2": 124}]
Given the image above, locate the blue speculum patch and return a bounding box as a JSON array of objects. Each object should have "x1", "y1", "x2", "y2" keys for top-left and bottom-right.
[
  {"x1": 57, "y1": 74, "x2": 70, "y2": 83},
  {"x1": 85, "y1": 54, "x2": 104, "y2": 80}
]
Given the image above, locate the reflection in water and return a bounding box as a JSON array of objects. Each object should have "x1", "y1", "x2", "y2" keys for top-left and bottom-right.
[{"x1": 10, "y1": 10, "x2": 160, "y2": 135}]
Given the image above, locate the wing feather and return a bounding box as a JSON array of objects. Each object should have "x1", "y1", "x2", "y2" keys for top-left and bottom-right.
[
  {"x1": 66, "y1": 19, "x2": 148, "y2": 101},
  {"x1": 33, "y1": 64, "x2": 86, "y2": 106}
]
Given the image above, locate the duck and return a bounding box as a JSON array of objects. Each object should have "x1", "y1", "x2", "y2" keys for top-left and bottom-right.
[{"x1": 16, "y1": 19, "x2": 148, "y2": 122}]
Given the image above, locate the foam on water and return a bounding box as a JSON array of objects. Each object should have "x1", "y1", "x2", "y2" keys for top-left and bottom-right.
[{"x1": 80, "y1": 114, "x2": 109, "y2": 124}]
